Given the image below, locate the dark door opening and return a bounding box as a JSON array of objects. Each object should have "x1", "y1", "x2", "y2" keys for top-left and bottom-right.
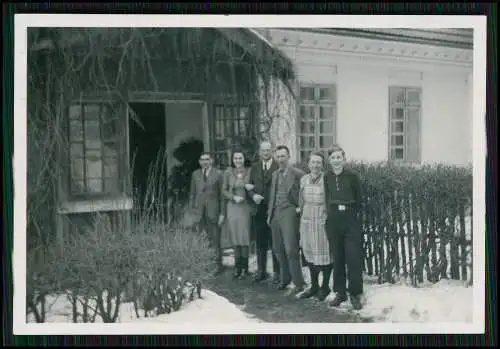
[{"x1": 128, "y1": 102, "x2": 167, "y2": 217}]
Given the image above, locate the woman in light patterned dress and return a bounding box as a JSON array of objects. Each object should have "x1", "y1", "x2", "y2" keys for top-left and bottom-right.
[
  {"x1": 222, "y1": 149, "x2": 253, "y2": 280},
  {"x1": 297, "y1": 151, "x2": 333, "y2": 301}
]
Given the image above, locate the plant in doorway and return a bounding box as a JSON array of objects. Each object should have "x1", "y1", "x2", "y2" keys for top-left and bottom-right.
[{"x1": 167, "y1": 137, "x2": 204, "y2": 224}]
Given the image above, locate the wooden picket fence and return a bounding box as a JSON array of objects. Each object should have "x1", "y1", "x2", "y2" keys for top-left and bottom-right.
[{"x1": 355, "y1": 162, "x2": 473, "y2": 287}]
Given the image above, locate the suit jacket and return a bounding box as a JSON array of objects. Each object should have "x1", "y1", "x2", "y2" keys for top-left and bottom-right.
[
  {"x1": 248, "y1": 158, "x2": 279, "y2": 215},
  {"x1": 267, "y1": 165, "x2": 305, "y2": 222},
  {"x1": 188, "y1": 167, "x2": 223, "y2": 223}
]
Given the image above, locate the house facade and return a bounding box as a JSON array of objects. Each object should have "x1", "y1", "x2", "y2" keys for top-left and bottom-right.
[
  {"x1": 257, "y1": 28, "x2": 473, "y2": 166},
  {"x1": 27, "y1": 28, "x2": 293, "y2": 244}
]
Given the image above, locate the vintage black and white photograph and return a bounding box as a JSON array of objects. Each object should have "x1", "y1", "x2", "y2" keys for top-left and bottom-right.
[{"x1": 14, "y1": 15, "x2": 486, "y2": 334}]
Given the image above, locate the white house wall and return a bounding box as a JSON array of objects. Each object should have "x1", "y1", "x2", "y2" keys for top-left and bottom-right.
[{"x1": 260, "y1": 29, "x2": 473, "y2": 166}]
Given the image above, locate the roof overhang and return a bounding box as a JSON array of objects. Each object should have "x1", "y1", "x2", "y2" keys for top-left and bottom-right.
[{"x1": 283, "y1": 28, "x2": 473, "y2": 50}]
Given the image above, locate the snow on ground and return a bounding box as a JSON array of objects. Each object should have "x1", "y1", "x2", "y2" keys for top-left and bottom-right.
[
  {"x1": 224, "y1": 249, "x2": 473, "y2": 323},
  {"x1": 27, "y1": 289, "x2": 262, "y2": 324}
]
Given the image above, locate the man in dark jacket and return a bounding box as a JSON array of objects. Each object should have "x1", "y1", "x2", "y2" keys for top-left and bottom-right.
[
  {"x1": 246, "y1": 141, "x2": 280, "y2": 284},
  {"x1": 323, "y1": 144, "x2": 364, "y2": 310}
]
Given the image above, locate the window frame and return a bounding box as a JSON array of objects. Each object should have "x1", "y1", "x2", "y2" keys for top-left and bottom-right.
[
  {"x1": 387, "y1": 86, "x2": 423, "y2": 164},
  {"x1": 296, "y1": 83, "x2": 337, "y2": 164},
  {"x1": 66, "y1": 100, "x2": 124, "y2": 199},
  {"x1": 210, "y1": 99, "x2": 258, "y2": 169}
]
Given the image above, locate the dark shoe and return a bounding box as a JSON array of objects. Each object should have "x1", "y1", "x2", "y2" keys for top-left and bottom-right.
[
  {"x1": 238, "y1": 269, "x2": 249, "y2": 280},
  {"x1": 328, "y1": 294, "x2": 348, "y2": 307},
  {"x1": 275, "y1": 282, "x2": 290, "y2": 290},
  {"x1": 350, "y1": 295, "x2": 363, "y2": 310},
  {"x1": 316, "y1": 288, "x2": 331, "y2": 302},
  {"x1": 272, "y1": 274, "x2": 281, "y2": 285},
  {"x1": 298, "y1": 287, "x2": 319, "y2": 299},
  {"x1": 292, "y1": 284, "x2": 307, "y2": 295},
  {"x1": 251, "y1": 271, "x2": 268, "y2": 284},
  {"x1": 233, "y1": 258, "x2": 241, "y2": 279}
]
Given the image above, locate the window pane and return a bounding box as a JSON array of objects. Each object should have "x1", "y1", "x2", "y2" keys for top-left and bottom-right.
[
  {"x1": 104, "y1": 178, "x2": 120, "y2": 193},
  {"x1": 300, "y1": 151, "x2": 310, "y2": 163},
  {"x1": 320, "y1": 120, "x2": 333, "y2": 134},
  {"x1": 300, "y1": 105, "x2": 315, "y2": 120},
  {"x1": 319, "y1": 86, "x2": 336, "y2": 101},
  {"x1": 84, "y1": 104, "x2": 101, "y2": 120},
  {"x1": 70, "y1": 143, "x2": 84, "y2": 158},
  {"x1": 103, "y1": 157, "x2": 118, "y2": 178},
  {"x1": 390, "y1": 87, "x2": 405, "y2": 105},
  {"x1": 300, "y1": 136, "x2": 315, "y2": 148},
  {"x1": 103, "y1": 143, "x2": 118, "y2": 158},
  {"x1": 406, "y1": 89, "x2": 421, "y2": 107},
  {"x1": 319, "y1": 136, "x2": 334, "y2": 149},
  {"x1": 71, "y1": 158, "x2": 84, "y2": 179},
  {"x1": 69, "y1": 119, "x2": 83, "y2": 142},
  {"x1": 84, "y1": 120, "x2": 102, "y2": 149},
  {"x1": 69, "y1": 105, "x2": 81, "y2": 120},
  {"x1": 319, "y1": 106, "x2": 334, "y2": 120},
  {"x1": 307, "y1": 136, "x2": 315, "y2": 148},
  {"x1": 85, "y1": 149, "x2": 102, "y2": 178},
  {"x1": 300, "y1": 87, "x2": 315, "y2": 101},
  {"x1": 86, "y1": 178, "x2": 103, "y2": 193},
  {"x1": 392, "y1": 121, "x2": 404, "y2": 133},
  {"x1": 391, "y1": 148, "x2": 405, "y2": 160},
  {"x1": 391, "y1": 135, "x2": 404, "y2": 146},
  {"x1": 300, "y1": 121, "x2": 312, "y2": 134},
  {"x1": 102, "y1": 118, "x2": 118, "y2": 142},
  {"x1": 71, "y1": 179, "x2": 85, "y2": 193},
  {"x1": 300, "y1": 120, "x2": 315, "y2": 133},
  {"x1": 391, "y1": 108, "x2": 404, "y2": 120}
]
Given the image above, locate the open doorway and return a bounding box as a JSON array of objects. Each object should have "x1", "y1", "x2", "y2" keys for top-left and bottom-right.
[{"x1": 128, "y1": 102, "x2": 167, "y2": 217}]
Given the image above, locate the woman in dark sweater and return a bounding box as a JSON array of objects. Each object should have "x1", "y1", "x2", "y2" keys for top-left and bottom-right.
[{"x1": 323, "y1": 144, "x2": 363, "y2": 310}]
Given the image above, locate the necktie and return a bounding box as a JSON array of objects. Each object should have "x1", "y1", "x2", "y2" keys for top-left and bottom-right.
[
  {"x1": 203, "y1": 168, "x2": 208, "y2": 181},
  {"x1": 263, "y1": 162, "x2": 267, "y2": 171}
]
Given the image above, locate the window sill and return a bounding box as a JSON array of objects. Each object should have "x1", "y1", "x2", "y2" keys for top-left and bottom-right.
[{"x1": 58, "y1": 197, "x2": 133, "y2": 214}]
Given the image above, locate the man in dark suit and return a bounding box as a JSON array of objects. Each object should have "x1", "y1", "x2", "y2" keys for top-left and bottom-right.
[
  {"x1": 246, "y1": 141, "x2": 281, "y2": 284},
  {"x1": 267, "y1": 145, "x2": 306, "y2": 293},
  {"x1": 189, "y1": 152, "x2": 225, "y2": 275}
]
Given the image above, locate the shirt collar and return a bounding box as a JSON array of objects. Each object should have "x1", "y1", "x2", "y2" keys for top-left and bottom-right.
[{"x1": 263, "y1": 158, "x2": 273, "y2": 168}]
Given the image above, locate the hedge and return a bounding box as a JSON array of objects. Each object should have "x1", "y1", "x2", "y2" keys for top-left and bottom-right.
[{"x1": 296, "y1": 161, "x2": 473, "y2": 287}]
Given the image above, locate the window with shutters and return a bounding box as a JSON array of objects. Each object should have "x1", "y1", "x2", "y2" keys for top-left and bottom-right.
[
  {"x1": 297, "y1": 84, "x2": 337, "y2": 163},
  {"x1": 212, "y1": 103, "x2": 255, "y2": 168},
  {"x1": 388, "y1": 87, "x2": 422, "y2": 163},
  {"x1": 68, "y1": 103, "x2": 122, "y2": 196}
]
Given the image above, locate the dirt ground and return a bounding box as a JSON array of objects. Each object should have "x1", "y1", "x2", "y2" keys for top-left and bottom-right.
[{"x1": 205, "y1": 267, "x2": 373, "y2": 323}]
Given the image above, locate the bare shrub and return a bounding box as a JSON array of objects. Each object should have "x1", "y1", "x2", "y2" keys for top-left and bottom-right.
[{"x1": 54, "y1": 213, "x2": 137, "y2": 323}]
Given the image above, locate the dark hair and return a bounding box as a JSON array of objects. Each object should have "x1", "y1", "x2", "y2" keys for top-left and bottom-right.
[
  {"x1": 230, "y1": 148, "x2": 246, "y2": 168},
  {"x1": 309, "y1": 151, "x2": 325, "y2": 164},
  {"x1": 275, "y1": 145, "x2": 290, "y2": 155},
  {"x1": 199, "y1": 152, "x2": 212, "y2": 159},
  {"x1": 327, "y1": 144, "x2": 346, "y2": 158}
]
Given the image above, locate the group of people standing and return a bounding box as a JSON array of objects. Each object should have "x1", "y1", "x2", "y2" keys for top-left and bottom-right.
[{"x1": 188, "y1": 141, "x2": 364, "y2": 310}]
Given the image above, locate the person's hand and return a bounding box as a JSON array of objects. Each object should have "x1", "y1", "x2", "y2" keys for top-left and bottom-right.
[
  {"x1": 218, "y1": 215, "x2": 225, "y2": 226},
  {"x1": 245, "y1": 183, "x2": 255, "y2": 191},
  {"x1": 266, "y1": 217, "x2": 271, "y2": 226},
  {"x1": 253, "y1": 194, "x2": 264, "y2": 205},
  {"x1": 233, "y1": 195, "x2": 244, "y2": 204},
  {"x1": 296, "y1": 207, "x2": 301, "y2": 214}
]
